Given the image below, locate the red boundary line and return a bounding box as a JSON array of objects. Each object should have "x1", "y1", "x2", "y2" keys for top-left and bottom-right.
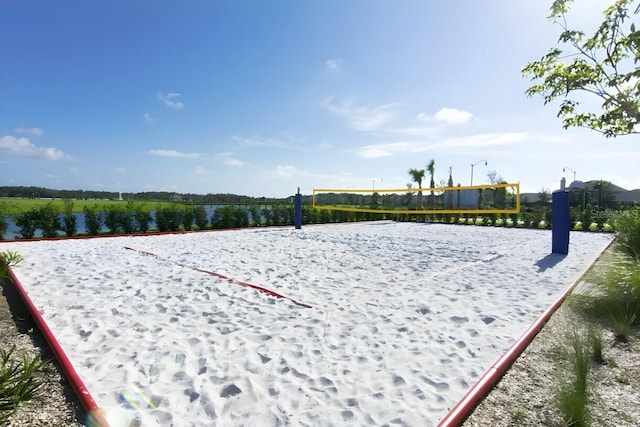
[
  {"x1": 438, "y1": 239, "x2": 616, "y2": 426},
  {"x1": 5, "y1": 264, "x2": 110, "y2": 426},
  {"x1": 123, "y1": 246, "x2": 312, "y2": 309}
]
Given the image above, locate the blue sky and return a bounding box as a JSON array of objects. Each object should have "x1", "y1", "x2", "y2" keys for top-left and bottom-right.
[{"x1": 1, "y1": 0, "x2": 638, "y2": 198}]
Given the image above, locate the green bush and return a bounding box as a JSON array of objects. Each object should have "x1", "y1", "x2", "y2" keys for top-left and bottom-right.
[
  {"x1": 556, "y1": 330, "x2": 590, "y2": 427},
  {"x1": 36, "y1": 202, "x2": 59, "y2": 238},
  {"x1": 614, "y1": 207, "x2": 640, "y2": 259},
  {"x1": 182, "y1": 208, "x2": 194, "y2": 231},
  {"x1": 134, "y1": 207, "x2": 152, "y2": 233},
  {"x1": 14, "y1": 210, "x2": 38, "y2": 239},
  {"x1": 0, "y1": 347, "x2": 49, "y2": 424},
  {"x1": 83, "y1": 205, "x2": 103, "y2": 236},
  {"x1": 0, "y1": 251, "x2": 23, "y2": 279},
  {"x1": 104, "y1": 206, "x2": 123, "y2": 234},
  {"x1": 577, "y1": 258, "x2": 640, "y2": 342},
  {"x1": 61, "y1": 200, "x2": 76, "y2": 237},
  {"x1": 0, "y1": 202, "x2": 9, "y2": 240},
  {"x1": 193, "y1": 206, "x2": 208, "y2": 230},
  {"x1": 155, "y1": 206, "x2": 182, "y2": 232}
]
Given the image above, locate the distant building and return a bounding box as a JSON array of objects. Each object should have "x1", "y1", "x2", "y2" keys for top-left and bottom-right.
[{"x1": 521, "y1": 180, "x2": 640, "y2": 206}]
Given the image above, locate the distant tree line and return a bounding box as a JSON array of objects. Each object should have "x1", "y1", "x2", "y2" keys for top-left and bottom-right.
[{"x1": 0, "y1": 186, "x2": 294, "y2": 204}]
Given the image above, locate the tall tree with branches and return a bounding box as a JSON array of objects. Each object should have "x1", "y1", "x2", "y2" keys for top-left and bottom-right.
[
  {"x1": 522, "y1": 0, "x2": 640, "y2": 137},
  {"x1": 408, "y1": 168, "x2": 426, "y2": 207}
]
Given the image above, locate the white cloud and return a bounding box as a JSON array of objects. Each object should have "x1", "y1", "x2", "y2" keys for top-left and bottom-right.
[
  {"x1": 144, "y1": 113, "x2": 154, "y2": 123},
  {"x1": 354, "y1": 132, "x2": 526, "y2": 159},
  {"x1": 195, "y1": 166, "x2": 209, "y2": 175},
  {"x1": 158, "y1": 92, "x2": 185, "y2": 110},
  {"x1": 14, "y1": 127, "x2": 43, "y2": 136},
  {"x1": 323, "y1": 98, "x2": 398, "y2": 132},
  {"x1": 0, "y1": 136, "x2": 67, "y2": 160},
  {"x1": 217, "y1": 151, "x2": 246, "y2": 167},
  {"x1": 418, "y1": 107, "x2": 473, "y2": 125},
  {"x1": 276, "y1": 165, "x2": 302, "y2": 178},
  {"x1": 116, "y1": 167, "x2": 126, "y2": 173},
  {"x1": 149, "y1": 149, "x2": 200, "y2": 158},
  {"x1": 325, "y1": 58, "x2": 343, "y2": 69},
  {"x1": 231, "y1": 135, "x2": 299, "y2": 149},
  {"x1": 224, "y1": 158, "x2": 245, "y2": 167}
]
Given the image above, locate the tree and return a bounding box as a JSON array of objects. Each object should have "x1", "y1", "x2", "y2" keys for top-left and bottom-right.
[
  {"x1": 408, "y1": 168, "x2": 426, "y2": 207},
  {"x1": 427, "y1": 159, "x2": 436, "y2": 208},
  {"x1": 522, "y1": 0, "x2": 640, "y2": 137}
]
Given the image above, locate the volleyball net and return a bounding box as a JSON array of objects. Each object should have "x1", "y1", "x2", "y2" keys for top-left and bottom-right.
[{"x1": 312, "y1": 183, "x2": 520, "y2": 215}]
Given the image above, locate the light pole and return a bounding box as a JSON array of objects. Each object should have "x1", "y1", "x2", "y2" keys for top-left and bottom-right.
[
  {"x1": 470, "y1": 160, "x2": 487, "y2": 186},
  {"x1": 563, "y1": 166, "x2": 585, "y2": 209},
  {"x1": 372, "y1": 177, "x2": 383, "y2": 191},
  {"x1": 563, "y1": 167, "x2": 576, "y2": 183}
]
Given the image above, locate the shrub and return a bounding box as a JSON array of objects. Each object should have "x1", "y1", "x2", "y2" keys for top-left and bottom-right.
[
  {"x1": 37, "y1": 202, "x2": 59, "y2": 238},
  {"x1": 104, "y1": 206, "x2": 123, "y2": 234},
  {"x1": 538, "y1": 220, "x2": 548, "y2": 229},
  {"x1": 119, "y1": 210, "x2": 135, "y2": 234},
  {"x1": 61, "y1": 200, "x2": 77, "y2": 237},
  {"x1": 0, "y1": 347, "x2": 49, "y2": 424},
  {"x1": 155, "y1": 206, "x2": 182, "y2": 232},
  {"x1": 578, "y1": 258, "x2": 640, "y2": 342},
  {"x1": 0, "y1": 202, "x2": 9, "y2": 240},
  {"x1": 556, "y1": 330, "x2": 590, "y2": 427},
  {"x1": 182, "y1": 208, "x2": 194, "y2": 231},
  {"x1": 0, "y1": 251, "x2": 23, "y2": 279},
  {"x1": 232, "y1": 206, "x2": 249, "y2": 228},
  {"x1": 588, "y1": 327, "x2": 605, "y2": 365},
  {"x1": 248, "y1": 205, "x2": 261, "y2": 226},
  {"x1": 212, "y1": 206, "x2": 235, "y2": 229},
  {"x1": 14, "y1": 210, "x2": 38, "y2": 239},
  {"x1": 614, "y1": 207, "x2": 640, "y2": 259},
  {"x1": 134, "y1": 207, "x2": 152, "y2": 233},
  {"x1": 83, "y1": 205, "x2": 103, "y2": 236},
  {"x1": 193, "y1": 206, "x2": 208, "y2": 230},
  {"x1": 581, "y1": 204, "x2": 592, "y2": 232}
]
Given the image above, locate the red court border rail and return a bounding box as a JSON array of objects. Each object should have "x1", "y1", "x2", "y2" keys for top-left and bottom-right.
[
  {"x1": 5, "y1": 264, "x2": 110, "y2": 426},
  {"x1": 438, "y1": 240, "x2": 615, "y2": 426}
]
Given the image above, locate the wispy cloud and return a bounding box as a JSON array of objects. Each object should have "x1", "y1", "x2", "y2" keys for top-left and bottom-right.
[
  {"x1": 323, "y1": 97, "x2": 398, "y2": 132},
  {"x1": 276, "y1": 165, "x2": 300, "y2": 178},
  {"x1": 231, "y1": 135, "x2": 301, "y2": 150},
  {"x1": 157, "y1": 92, "x2": 185, "y2": 110},
  {"x1": 325, "y1": 58, "x2": 343, "y2": 69},
  {"x1": 355, "y1": 132, "x2": 526, "y2": 159},
  {"x1": 217, "y1": 151, "x2": 245, "y2": 166},
  {"x1": 0, "y1": 136, "x2": 67, "y2": 160},
  {"x1": 14, "y1": 127, "x2": 43, "y2": 136},
  {"x1": 224, "y1": 158, "x2": 244, "y2": 167},
  {"x1": 116, "y1": 167, "x2": 126, "y2": 173},
  {"x1": 195, "y1": 166, "x2": 209, "y2": 175},
  {"x1": 149, "y1": 149, "x2": 200, "y2": 158},
  {"x1": 144, "y1": 113, "x2": 154, "y2": 123},
  {"x1": 418, "y1": 107, "x2": 473, "y2": 125}
]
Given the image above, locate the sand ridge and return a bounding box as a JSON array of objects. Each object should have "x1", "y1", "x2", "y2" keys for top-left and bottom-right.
[{"x1": 0, "y1": 221, "x2": 612, "y2": 426}]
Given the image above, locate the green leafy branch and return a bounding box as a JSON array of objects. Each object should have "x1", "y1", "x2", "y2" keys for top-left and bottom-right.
[{"x1": 523, "y1": 0, "x2": 640, "y2": 137}]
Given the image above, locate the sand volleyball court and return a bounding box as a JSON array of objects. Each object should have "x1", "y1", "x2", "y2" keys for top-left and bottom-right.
[{"x1": 1, "y1": 221, "x2": 612, "y2": 426}]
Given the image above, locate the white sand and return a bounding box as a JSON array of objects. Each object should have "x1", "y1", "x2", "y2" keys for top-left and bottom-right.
[{"x1": 1, "y1": 222, "x2": 612, "y2": 426}]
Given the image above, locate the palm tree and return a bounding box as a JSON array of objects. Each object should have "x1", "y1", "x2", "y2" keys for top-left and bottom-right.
[
  {"x1": 408, "y1": 168, "x2": 425, "y2": 207},
  {"x1": 427, "y1": 159, "x2": 436, "y2": 208}
]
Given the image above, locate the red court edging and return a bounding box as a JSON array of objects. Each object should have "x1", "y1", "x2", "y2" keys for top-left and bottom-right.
[
  {"x1": 123, "y1": 246, "x2": 313, "y2": 309},
  {"x1": 438, "y1": 239, "x2": 615, "y2": 426},
  {"x1": 6, "y1": 265, "x2": 110, "y2": 427}
]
